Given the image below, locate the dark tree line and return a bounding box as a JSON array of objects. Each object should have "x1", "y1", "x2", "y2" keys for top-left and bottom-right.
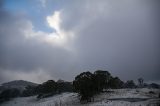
[
  {"x1": 1, "y1": 69, "x2": 153, "y2": 103},
  {"x1": 0, "y1": 80, "x2": 73, "y2": 103},
  {"x1": 73, "y1": 70, "x2": 124, "y2": 102},
  {"x1": 0, "y1": 70, "x2": 137, "y2": 103},
  {"x1": 31, "y1": 80, "x2": 73, "y2": 99},
  {"x1": 0, "y1": 88, "x2": 20, "y2": 103}
]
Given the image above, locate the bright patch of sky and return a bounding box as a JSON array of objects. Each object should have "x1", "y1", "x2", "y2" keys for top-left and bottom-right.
[{"x1": 3, "y1": 0, "x2": 59, "y2": 33}]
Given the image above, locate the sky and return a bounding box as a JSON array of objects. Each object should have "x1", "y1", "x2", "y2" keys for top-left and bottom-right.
[{"x1": 0, "y1": 0, "x2": 159, "y2": 84}]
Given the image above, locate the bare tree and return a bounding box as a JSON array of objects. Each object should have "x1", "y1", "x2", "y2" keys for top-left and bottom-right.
[{"x1": 138, "y1": 78, "x2": 144, "y2": 87}]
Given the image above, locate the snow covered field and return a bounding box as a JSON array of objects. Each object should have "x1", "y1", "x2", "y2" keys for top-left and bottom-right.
[{"x1": 1, "y1": 88, "x2": 160, "y2": 106}]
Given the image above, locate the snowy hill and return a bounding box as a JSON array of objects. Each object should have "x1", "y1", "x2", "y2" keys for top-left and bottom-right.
[
  {"x1": 0, "y1": 80, "x2": 38, "y2": 91},
  {"x1": 1, "y1": 88, "x2": 160, "y2": 106}
]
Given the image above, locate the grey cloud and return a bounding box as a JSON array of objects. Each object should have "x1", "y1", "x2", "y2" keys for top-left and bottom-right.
[
  {"x1": 60, "y1": 0, "x2": 160, "y2": 81},
  {"x1": 0, "y1": 0, "x2": 159, "y2": 83},
  {"x1": 0, "y1": 4, "x2": 76, "y2": 83}
]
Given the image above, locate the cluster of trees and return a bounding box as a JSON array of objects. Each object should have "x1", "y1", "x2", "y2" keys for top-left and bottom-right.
[
  {"x1": 0, "y1": 80, "x2": 73, "y2": 103},
  {"x1": 0, "y1": 70, "x2": 137, "y2": 103},
  {"x1": 73, "y1": 70, "x2": 124, "y2": 102},
  {"x1": 24, "y1": 80, "x2": 73, "y2": 99},
  {"x1": 73, "y1": 70, "x2": 146, "y2": 102},
  {"x1": 1, "y1": 69, "x2": 157, "y2": 103},
  {"x1": 0, "y1": 88, "x2": 20, "y2": 103},
  {"x1": 123, "y1": 80, "x2": 136, "y2": 88}
]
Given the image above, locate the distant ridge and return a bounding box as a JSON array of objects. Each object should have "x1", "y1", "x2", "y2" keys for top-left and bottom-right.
[{"x1": 1, "y1": 80, "x2": 38, "y2": 90}]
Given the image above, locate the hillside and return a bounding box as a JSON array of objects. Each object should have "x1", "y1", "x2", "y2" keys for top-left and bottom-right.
[{"x1": 1, "y1": 88, "x2": 160, "y2": 106}]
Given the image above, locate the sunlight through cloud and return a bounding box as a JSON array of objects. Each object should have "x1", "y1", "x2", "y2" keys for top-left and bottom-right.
[{"x1": 23, "y1": 11, "x2": 74, "y2": 50}]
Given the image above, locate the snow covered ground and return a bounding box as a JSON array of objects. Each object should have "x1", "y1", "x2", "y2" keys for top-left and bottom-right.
[{"x1": 1, "y1": 88, "x2": 160, "y2": 106}]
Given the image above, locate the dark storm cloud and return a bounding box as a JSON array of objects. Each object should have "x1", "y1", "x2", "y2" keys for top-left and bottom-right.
[
  {"x1": 0, "y1": 0, "x2": 159, "y2": 83},
  {"x1": 59, "y1": 0, "x2": 160, "y2": 81}
]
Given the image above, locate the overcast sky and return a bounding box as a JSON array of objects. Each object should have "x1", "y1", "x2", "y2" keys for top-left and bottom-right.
[{"x1": 0, "y1": 0, "x2": 159, "y2": 84}]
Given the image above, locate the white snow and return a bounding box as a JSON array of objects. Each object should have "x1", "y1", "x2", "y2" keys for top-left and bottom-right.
[{"x1": 1, "y1": 88, "x2": 160, "y2": 106}]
